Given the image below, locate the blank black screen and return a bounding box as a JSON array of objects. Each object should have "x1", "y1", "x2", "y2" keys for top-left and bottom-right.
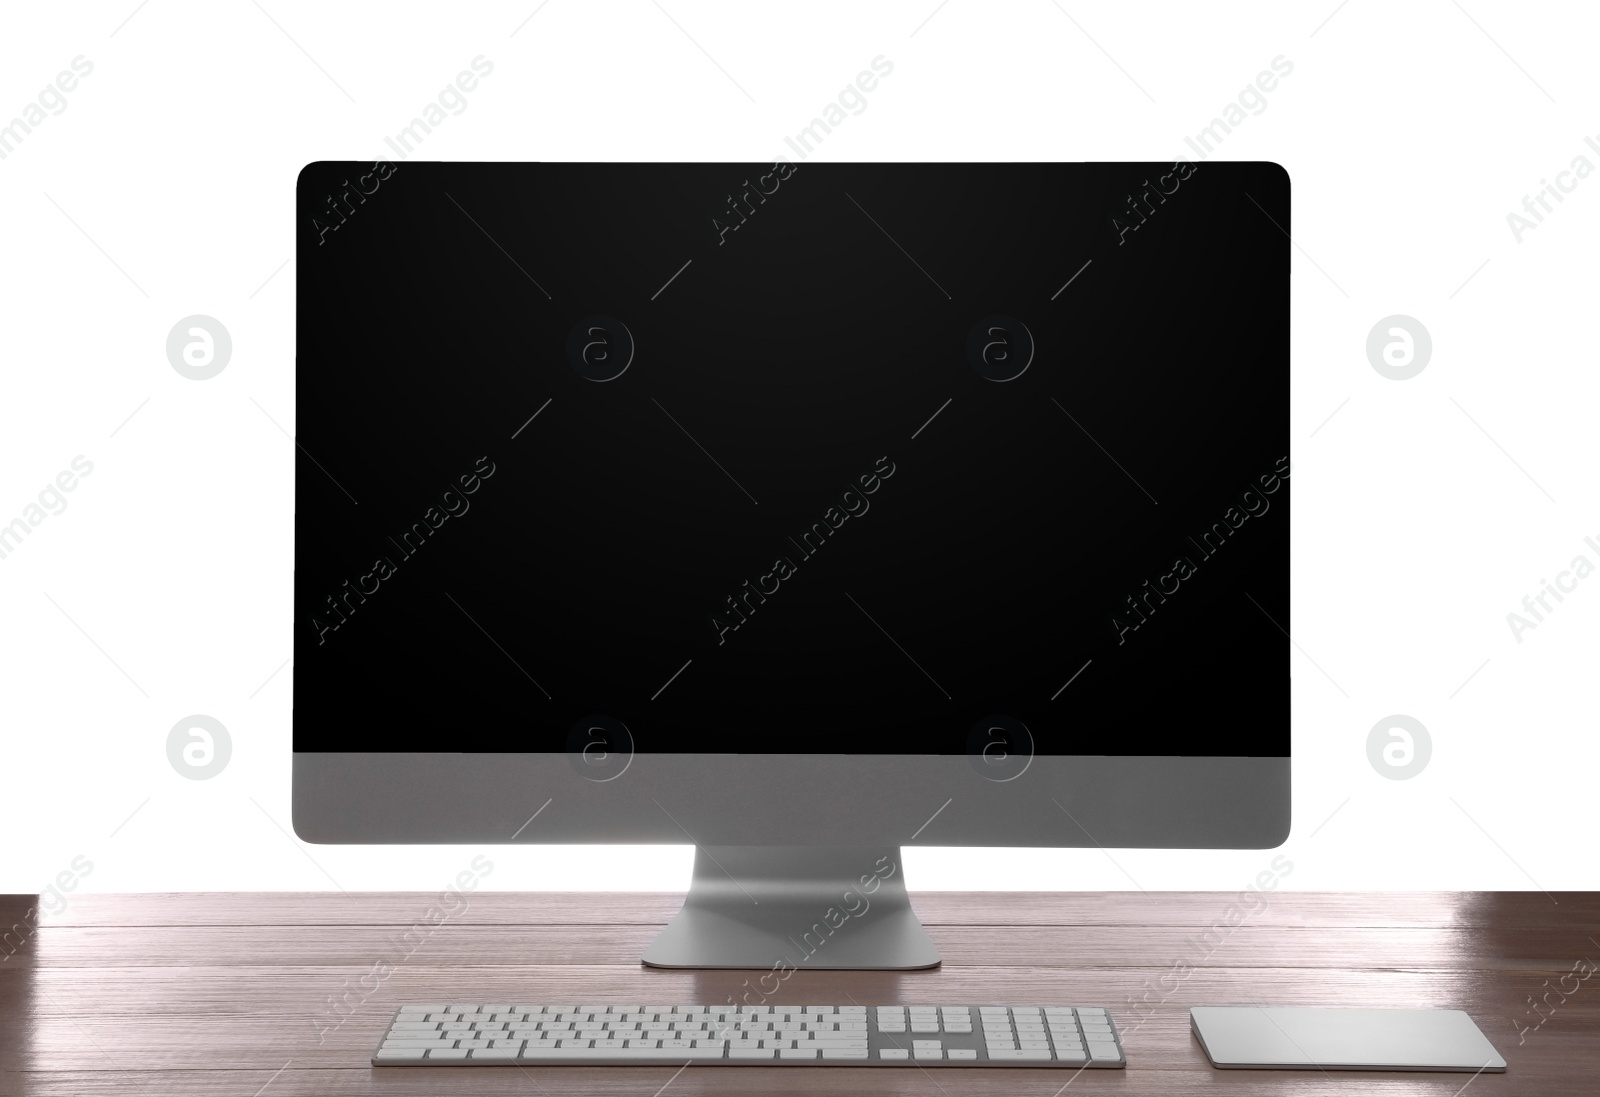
[{"x1": 294, "y1": 162, "x2": 1289, "y2": 757}]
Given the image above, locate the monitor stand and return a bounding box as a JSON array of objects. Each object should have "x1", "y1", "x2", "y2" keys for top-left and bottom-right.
[{"x1": 641, "y1": 845, "x2": 941, "y2": 970}]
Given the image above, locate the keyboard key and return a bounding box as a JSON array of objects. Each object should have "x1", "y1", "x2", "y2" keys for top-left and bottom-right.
[
  {"x1": 823, "y1": 1049, "x2": 868, "y2": 1059},
  {"x1": 520, "y1": 1047, "x2": 685, "y2": 1060},
  {"x1": 727, "y1": 1048, "x2": 775, "y2": 1060},
  {"x1": 780, "y1": 1048, "x2": 818, "y2": 1059},
  {"x1": 988, "y1": 1049, "x2": 1052, "y2": 1060},
  {"x1": 949, "y1": 1048, "x2": 977, "y2": 1060},
  {"x1": 878, "y1": 1049, "x2": 908, "y2": 1059}
]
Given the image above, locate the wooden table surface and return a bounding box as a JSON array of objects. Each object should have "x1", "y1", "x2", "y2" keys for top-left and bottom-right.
[{"x1": 2, "y1": 891, "x2": 1596, "y2": 1095}]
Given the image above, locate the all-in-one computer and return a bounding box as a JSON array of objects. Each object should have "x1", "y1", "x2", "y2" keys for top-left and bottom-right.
[{"x1": 291, "y1": 161, "x2": 1289, "y2": 1065}]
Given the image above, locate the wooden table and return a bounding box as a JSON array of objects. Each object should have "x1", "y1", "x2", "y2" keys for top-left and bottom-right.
[{"x1": 3, "y1": 891, "x2": 1596, "y2": 1094}]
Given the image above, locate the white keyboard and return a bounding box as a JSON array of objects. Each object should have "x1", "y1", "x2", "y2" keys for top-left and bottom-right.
[{"x1": 373, "y1": 1003, "x2": 1126, "y2": 1067}]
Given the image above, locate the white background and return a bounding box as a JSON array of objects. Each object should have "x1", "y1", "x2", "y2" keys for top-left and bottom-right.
[{"x1": 2, "y1": 0, "x2": 1596, "y2": 899}]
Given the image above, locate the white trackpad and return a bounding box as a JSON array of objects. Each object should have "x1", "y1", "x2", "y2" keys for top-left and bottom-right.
[{"x1": 1191, "y1": 1007, "x2": 1506, "y2": 1072}]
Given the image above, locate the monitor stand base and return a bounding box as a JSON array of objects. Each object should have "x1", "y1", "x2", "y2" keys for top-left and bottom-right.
[{"x1": 641, "y1": 846, "x2": 940, "y2": 970}]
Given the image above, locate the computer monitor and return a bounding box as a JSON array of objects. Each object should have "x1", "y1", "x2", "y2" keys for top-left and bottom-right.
[{"x1": 292, "y1": 161, "x2": 1290, "y2": 970}]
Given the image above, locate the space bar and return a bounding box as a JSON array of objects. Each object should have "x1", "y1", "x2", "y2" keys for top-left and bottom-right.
[{"x1": 518, "y1": 1048, "x2": 719, "y2": 1060}]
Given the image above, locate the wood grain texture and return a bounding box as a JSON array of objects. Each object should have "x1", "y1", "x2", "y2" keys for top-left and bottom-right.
[{"x1": 2, "y1": 892, "x2": 1597, "y2": 1095}]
